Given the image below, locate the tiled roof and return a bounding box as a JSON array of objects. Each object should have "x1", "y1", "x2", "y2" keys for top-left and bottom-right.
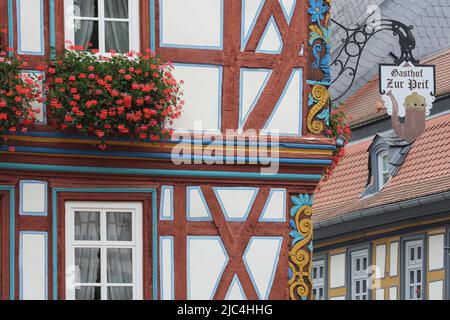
[
  {"x1": 331, "y1": 0, "x2": 450, "y2": 103},
  {"x1": 313, "y1": 112, "x2": 450, "y2": 224},
  {"x1": 345, "y1": 48, "x2": 450, "y2": 126}
]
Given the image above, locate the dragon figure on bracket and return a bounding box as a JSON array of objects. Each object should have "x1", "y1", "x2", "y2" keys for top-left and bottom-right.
[
  {"x1": 289, "y1": 193, "x2": 314, "y2": 300},
  {"x1": 307, "y1": 0, "x2": 332, "y2": 135}
]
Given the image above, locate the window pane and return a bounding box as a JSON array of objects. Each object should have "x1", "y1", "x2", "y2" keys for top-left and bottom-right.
[
  {"x1": 416, "y1": 270, "x2": 421, "y2": 283},
  {"x1": 409, "y1": 271, "x2": 414, "y2": 284},
  {"x1": 319, "y1": 288, "x2": 324, "y2": 299},
  {"x1": 75, "y1": 211, "x2": 100, "y2": 241},
  {"x1": 75, "y1": 248, "x2": 101, "y2": 283},
  {"x1": 409, "y1": 286, "x2": 414, "y2": 300},
  {"x1": 107, "y1": 212, "x2": 132, "y2": 241},
  {"x1": 356, "y1": 281, "x2": 360, "y2": 294},
  {"x1": 382, "y1": 155, "x2": 389, "y2": 171},
  {"x1": 108, "y1": 286, "x2": 133, "y2": 300},
  {"x1": 105, "y1": 0, "x2": 129, "y2": 18},
  {"x1": 313, "y1": 288, "x2": 317, "y2": 299},
  {"x1": 410, "y1": 247, "x2": 414, "y2": 261},
  {"x1": 320, "y1": 266, "x2": 324, "y2": 279},
  {"x1": 107, "y1": 248, "x2": 133, "y2": 283},
  {"x1": 75, "y1": 286, "x2": 101, "y2": 300},
  {"x1": 362, "y1": 280, "x2": 367, "y2": 293},
  {"x1": 74, "y1": 0, "x2": 98, "y2": 17},
  {"x1": 363, "y1": 258, "x2": 367, "y2": 270},
  {"x1": 417, "y1": 247, "x2": 421, "y2": 260},
  {"x1": 74, "y1": 20, "x2": 99, "y2": 50},
  {"x1": 356, "y1": 258, "x2": 360, "y2": 271},
  {"x1": 105, "y1": 21, "x2": 129, "y2": 53},
  {"x1": 313, "y1": 267, "x2": 317, "y2": 280},
  {"x1": 417, "y1": 285, "x2": 421, "y2": 299}
]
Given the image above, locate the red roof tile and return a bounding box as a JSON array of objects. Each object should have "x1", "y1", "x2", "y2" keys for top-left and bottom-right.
[{"x1": 313, "y1": 112, "x2": 450, "y2": 224}]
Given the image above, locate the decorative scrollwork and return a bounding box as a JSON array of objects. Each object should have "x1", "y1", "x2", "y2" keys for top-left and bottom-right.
[
  {"x1": 289, "y1": 194, "x2": 314, "y2": 301},
  {"x1": 308, "y1": 85, "x2": 329, "y2": 135},
  {"x1": 307, "y1": 0, "x2": 332, "y2": 136},
  {"x1": 331, "y1": 18, "x2": 419, "y2": 102}
]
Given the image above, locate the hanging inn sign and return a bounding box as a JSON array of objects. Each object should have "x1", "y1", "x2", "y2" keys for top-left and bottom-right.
[
  {"x1": 331, "y1": 18, "x2": 436, "y2": 142},
  {"x1": 379, "y1": 61, "x2": 436, "y2": 142}
]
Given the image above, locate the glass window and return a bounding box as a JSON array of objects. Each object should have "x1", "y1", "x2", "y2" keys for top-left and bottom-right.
[
  {"x1": 312, "y1": 260, "x2": 326, "y2": 300},
  {"x1": 351, "y1": 250, "x2": 370, "y2": 300},
  {"x1": 377, "y1": 152, "x2": 390, "y2": 190},
  {"x1": 405, "y1": 240, "x2": 423, "y2": 300},
  {"x1": 65, "y1": 0, "x2": 139, "y2": 53},
  {"x1": 66, "y1": 202, "x2": 143, "y2": 300}
]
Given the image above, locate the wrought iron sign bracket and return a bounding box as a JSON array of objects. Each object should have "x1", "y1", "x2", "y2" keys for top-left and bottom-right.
[{"x1": 331, "y1": 18, "x2": 419, "y2": 102}]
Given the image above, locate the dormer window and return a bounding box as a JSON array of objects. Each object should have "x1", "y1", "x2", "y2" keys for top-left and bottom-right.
[
  {"x1": 363, "y1": 132, "x2": 412, "y2": 197},
  {"x1": 64, "y1": 0, "x2": 140, "y2": 54},
  {"x1": 377, "y1": 151, "x2": 390, "y2": 189}
]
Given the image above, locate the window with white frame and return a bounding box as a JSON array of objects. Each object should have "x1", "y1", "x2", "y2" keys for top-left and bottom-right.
[
  {"x1": 312, "y1": 260, "x2": 326, "y2": 300},
  {"x1": 64, "y1": 0, "x2": 140, "y2": 53},
  {"x1": 405, "y1": 240, "x2": 423, "y2": 300},
  {"x1": 377, "y1": 151, "x2": 390, "y2": 190},
  {"x1": 65, "y1": 201, "x2": 143, "y2": 300},
  {"x1": 350, "y1": 250, "x2": 369, "y2": 300}
]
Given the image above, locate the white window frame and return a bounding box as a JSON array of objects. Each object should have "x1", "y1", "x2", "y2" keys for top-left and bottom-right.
[
  {"x1": 405, "y1": 240, "x2": 423, "y2": 300},
  {"x1": 377, "y1": 151, "x2": 390, "y2": 190},
  {"x1": 64, "y1": 0, "x2": 140, "y2": 53},
  {"x1": 312, "y1": 260, "x2": 326, "y2": 300},
  {"x1": 350, "y1": 249, "x2": 369, "y2": 300},
  {"x1": 65, "y1": 201, "x2": 143, "y2": 300}
]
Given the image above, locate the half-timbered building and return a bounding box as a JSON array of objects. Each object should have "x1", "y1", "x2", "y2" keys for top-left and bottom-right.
[{"x1": 0, "y1": 0, "x2": 334, "y2": 300}]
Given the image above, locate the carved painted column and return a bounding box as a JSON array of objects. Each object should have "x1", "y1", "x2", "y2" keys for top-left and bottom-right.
[{"x1": 289, "y1": 194, "x2": 314, "y2": 300}]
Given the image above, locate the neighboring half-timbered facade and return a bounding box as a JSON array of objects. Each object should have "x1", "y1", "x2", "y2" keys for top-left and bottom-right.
[{"x1": 0, "y1": 0, "x2": 334, "y2": 300}]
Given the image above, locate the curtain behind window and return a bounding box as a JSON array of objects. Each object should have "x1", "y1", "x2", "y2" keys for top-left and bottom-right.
[
  {"x1": 105, "y1": 0, "x2": 129, "y2": 53},
  {"x1": 74, "y1": 0, "x2": 96, "y2": 48}
]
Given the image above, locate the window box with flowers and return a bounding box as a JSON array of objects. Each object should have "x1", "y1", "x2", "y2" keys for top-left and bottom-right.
[
  {"x1": 0, "y1": 48, "x2": 41, "y2": 152},
  {"x1": 46, "y1": 48, "x2": 184, "y2": 150}
]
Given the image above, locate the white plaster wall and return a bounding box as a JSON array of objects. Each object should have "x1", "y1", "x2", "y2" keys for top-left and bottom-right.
[
  {"x1": 160, "y1": 0, "x2": 222, "y2": 48},
  {"x1": 18, "y1": 0, "x2": 44, "y2": 54},
  {"x1": 21, "y1": 181, "x2": 46, "y2": 214},
  {"x1": 279, "y1": 0, "x2": 296, "y2": 23},
  {"x1": 188, "y1": 237, "x2": 228, "y2": 300},
  {"x1": 243, "y1": 237, "x2": 283, "y2": 299},
  {"x1": 259, "y1": 189, "x2": 286, "y2": 222},
  {"x1": 187, "y1": 187, "x2": 211, "y2": 220},
  {"x1": 240, "y1": 69, "x2": 271, "y2": 128},
  {"x1": 262, "y1": 69, "x2": 303, "y2": 136},
  {"x1": 242, "y1": 0, "x2": 265, "y2": 49},
  {"x1": 225, "y1": 276, "x2": 246, "y2": 300},
  {"x1": 160, "y1": 186, "x2": 173, "y2": 220},
  {"x1": 160, "y1": 237, "x2": 174, "y2": 300},
  {"x1": 256, "y1": 16, "x2": 282, "y2": 53},
  {"x1": 214, "y1": 188, "x2": 259, "y2": 221},
  {"x1": 171, "y1": 64, "x2": 222, "y2": 132},
  {"x1": 20, "y1": 233, "x2": 47, "y2": 300}
]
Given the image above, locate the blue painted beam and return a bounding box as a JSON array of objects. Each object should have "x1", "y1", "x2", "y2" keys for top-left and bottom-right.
[{"x1": 0, "y1": 162, "x2": 323, "y2": 181}]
